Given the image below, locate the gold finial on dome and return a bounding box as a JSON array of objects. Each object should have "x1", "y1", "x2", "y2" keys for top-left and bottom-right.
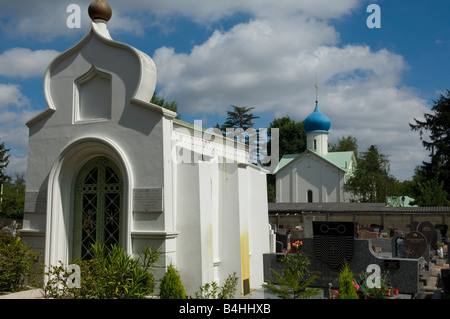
[{"x1": 88, "y1": 0, "x2": 112, "y2": 22}]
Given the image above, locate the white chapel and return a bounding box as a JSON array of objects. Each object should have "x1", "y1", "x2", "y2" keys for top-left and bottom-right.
[
  {"x1": 20, "y1": 0, "x2": 270, "y2": 297},
  {"x1": 274, "y1": 97, "x2": 357, "y2": 203}
]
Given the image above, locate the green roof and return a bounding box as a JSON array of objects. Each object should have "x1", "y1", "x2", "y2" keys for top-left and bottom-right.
[{"x1": 274, "y1": 151, "x2": 355, "y2": 174}]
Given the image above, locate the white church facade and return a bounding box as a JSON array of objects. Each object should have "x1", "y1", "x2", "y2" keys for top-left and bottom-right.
[
  {"x1": 20, "y1": 0, "x2": 270, "y2": 297},
  {"x1": 274, "y1": 100, "x2": 357, "y2": 203}
]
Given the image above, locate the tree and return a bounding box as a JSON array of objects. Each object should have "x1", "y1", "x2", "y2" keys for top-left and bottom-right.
[
  {"x1": 217, "y1": 105, "x2": 260, "y2": 164},
  {"x1": 159, "y1": 263, "x2": 186, "y2": 299},
  {"x1": 218, "y1": 105, "x2": 259, "y2": 131},
  {"x1": 0, "y1": 140, "x2": 10, "y2": 185},
  {"x1": 269, "y1": 116, "x2": 306, "y2": 159},
  {"x1": 262, "y1": 250, "x2": 319, "y2": 299},
  {"x1": 0, "y1": 140, "x2": 11, "y2": 214},
  {"x1": 335, "y1": 262, "x2": 359, "y2": 299},
  {"x1": 345, "y1": 145, "x2": 393, "y2": 202},
  {"x1": 266, "y1": 116, "x2": 306, "y2": 202},
  {"x1": 151, "y1": 91, "x2": 180, "y2": 119},
  {"x1": 2, "y1": 174, "x2": 26, "y2": 218},
  {"x1": 329, "y1": 136, "x2": 359, "y2": 158},
  {"x1": 410, "y1": 89, "x2": 450, "y2": 199}
]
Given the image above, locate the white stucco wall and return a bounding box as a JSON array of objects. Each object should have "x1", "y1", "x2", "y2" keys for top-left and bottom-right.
[{"x1": 276, "y1": 152, "x2": 345, "y2": 203}]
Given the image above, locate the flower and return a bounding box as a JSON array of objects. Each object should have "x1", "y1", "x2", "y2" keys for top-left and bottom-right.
[
  {"x1": 292, "y1": 240, "x2": 303, "y2": 248},
  {"x1": 334, "y1": 290, "x2": 339, "y2": 296}
]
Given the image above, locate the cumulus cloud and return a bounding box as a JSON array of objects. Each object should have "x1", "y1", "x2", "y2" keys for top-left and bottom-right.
[
  {"x1": 0, "y1": 84, "x2": 38, "y2": 176},
  {"x1": 152, "y1": 12, "x2": 429, "y2": 181},
  {"x1": 0, "y1": 48, "x2": 59, "y2": 78}
]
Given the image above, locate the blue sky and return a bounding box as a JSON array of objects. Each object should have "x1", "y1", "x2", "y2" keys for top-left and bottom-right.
[{"x1": 0, "y1": 0, "x2": 449, "y2": 181}]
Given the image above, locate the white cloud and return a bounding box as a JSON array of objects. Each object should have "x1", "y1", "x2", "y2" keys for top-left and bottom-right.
[
  {"x1": 0, "y1": 84, "x2": 30, "y2": 108},
  {"x1": 0, "y1": 0, "x2": 360, "y2": 40},
  {"x1": 152, "y1": 13, "x2": 430, "y2": 181},
  {"x1": 0, "y1": 84, "x2": 38, "y2": 176},
  {"x1": 0, "y1": 48, "x2": 59, "y2": 78}
]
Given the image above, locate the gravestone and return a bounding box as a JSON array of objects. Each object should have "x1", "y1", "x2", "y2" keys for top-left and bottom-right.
[
  {"x1": 417, "y1": 221, "x2": 437, "y2": 249},
  {"x1": 359, "y1": 229, "x2": 378, "y2": 239},
  {"x1": 404, "y1": 231, "x2": 427, "y2": 259},
  {"x1": 409, "y1": 221, "x2": 419, "y2": 231},
  {"x1": 312, "y1": 221, "x2": 355, "y2": 269},
  {"x1": 435, "y1": 224, "x2": 448, "y2": 241}
]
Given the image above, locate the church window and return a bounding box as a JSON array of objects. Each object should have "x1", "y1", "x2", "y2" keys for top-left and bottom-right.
[
  {"x1": 307, "y1": 190, "x2": 313, "y2": 203},
  {"x1": 313, "y1": 139, "x2": 317, "y2": 150}
]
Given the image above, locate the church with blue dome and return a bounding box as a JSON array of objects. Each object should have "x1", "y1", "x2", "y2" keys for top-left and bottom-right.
[{"x1": 274, "y1": 94, "x2": 357, "y2": 203}]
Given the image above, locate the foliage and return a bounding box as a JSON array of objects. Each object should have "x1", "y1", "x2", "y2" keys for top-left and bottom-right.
[
  {"x1": 159, "y1": 263, "x2": 186, "y2": 299},
  {"x1": 263, "y1": 250, "x2": 319, "y2": 299},
  {"x1": 219, "y1": 105, "x2": 259, "y2": 131},
  {"x1": 1, "y1": 175, "x2": 26, "y2": 218},
  {"x1": 410, "y1": 89, "x2": 450, "y2": 200},
  {"x1": 335, "y1": 262, "x2": 359, "y2": 299},
  {"x1": 267, "y1": 116, "x2": 307, "y2": 202},
  {"x1": 0, "y1": 231, "x2": 42, "y2": 293},
  {"x1": 345, "y1": 145, "x2": 395, "y2": 202},
  {"x1": 0, "y1": 140, "x2": 10, "y2": 185},
  {"x1": 269, "y1": 116, "x2": 307, "y2": 159},
  {"x1": 354, "y1": 270, "x2": 391, "y2": 299},
  {"x1": 43, "y1": 243, "x2": 161, "y2": 299},
  {"x1": 194, "y1": 272, "x2": 238, "y2": 299},
  {"x1": 151, "y1": 91, "x2": 180, "y2": 119},
  {"x1": 329, "y1": 135, "x2": 359, "y2": 159}
]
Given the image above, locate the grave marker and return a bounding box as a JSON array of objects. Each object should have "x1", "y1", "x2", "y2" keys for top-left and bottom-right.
[{"x1": 404, "y1": 231, "x2": 427, "y2": 258}]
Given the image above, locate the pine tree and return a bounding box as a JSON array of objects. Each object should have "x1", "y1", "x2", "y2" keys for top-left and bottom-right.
[
  {"x1": 159, "y1": 263, "x2": 186, "y2": 299},
  {"x1": 410, "y1": 90, "x2": 450, "y2": 201}
]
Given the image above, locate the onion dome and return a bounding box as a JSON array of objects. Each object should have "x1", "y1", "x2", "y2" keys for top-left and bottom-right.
[
  {"x1": 88, "y1": 0, "x2": 112, "y2": 22},
  {"x1": 303, "y1": 101, "x2": 331, "y2": 133}
]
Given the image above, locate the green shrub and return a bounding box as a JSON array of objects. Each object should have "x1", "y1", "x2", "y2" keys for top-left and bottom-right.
[
  {"x1": 0, "y1": 231, "x2": 41, "y2": 293},
  {"x1": 263, "y1": 251, "x2": 319, "y2": 299},
  {"x1": 44, "y1": 243, "x2": 161, "y2": 299},
  {"x1": 194, "y1": 272, "x2": 238, "y2": 299},
  {"x1": 159, "y1": 263, "x2": 186, "y2": 299},
  {"x1": 335, "y1": 262, "x2": 359, "y2": 299}
]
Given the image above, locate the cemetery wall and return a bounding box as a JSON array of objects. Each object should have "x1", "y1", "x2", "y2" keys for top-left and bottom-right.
[{"x1": 270, "y1": 212, "x2": 450, "y2": 232}]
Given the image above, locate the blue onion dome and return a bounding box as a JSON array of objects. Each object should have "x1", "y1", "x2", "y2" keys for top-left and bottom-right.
[{"x1": 303, "y1": 101, "x2": 331, "y2": 133}]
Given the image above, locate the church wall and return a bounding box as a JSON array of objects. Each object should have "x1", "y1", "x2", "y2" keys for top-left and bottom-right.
[{"x1": 276, "y1": 152, "x2": 346, "y2": 203}]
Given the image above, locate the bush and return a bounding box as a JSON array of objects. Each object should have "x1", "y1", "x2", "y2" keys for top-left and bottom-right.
[
  {"x1": 194, "y1": 272, "x2": 238, "y2": 299},
  {"x1": 159, "y1": 263, "x2": 186, "y2": 299},
  {"x1": 335, "y1": 262, "x2": 359, "y2": 299},
  {"x1": 44, "y1": 243, "x2": 160, "y2": 299},
  {"x1": 263, "y1": 251, "x2": 319, "y2": 299},
  {"x1": 0, "y1": 231, "x2": 41, "y2": 293}
]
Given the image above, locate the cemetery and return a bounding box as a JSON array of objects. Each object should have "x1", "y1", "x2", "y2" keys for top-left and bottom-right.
[{"x1": 264, "y1": 216, "x2": 450, "y2": 299}]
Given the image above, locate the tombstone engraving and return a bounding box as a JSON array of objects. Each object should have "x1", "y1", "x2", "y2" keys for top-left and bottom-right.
[
  {"x1": 313, "y1": 221, "x2": 355, "y2": 269},
  {"x1": 404, "y1": 231, "x2": 427, "y2": 258}
]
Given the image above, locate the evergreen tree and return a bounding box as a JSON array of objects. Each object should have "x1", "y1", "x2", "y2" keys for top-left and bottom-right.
[
  {"x1": 159, "y1": 263, "x2": 186, "y2": 299},
  {"x1": 410, "y1": 89, "x2": 450, "y2": 200},
  {"x1": 151, "y1": 91, "x2": 180, "y2": 119},
  {"x1": 0, "y1": 140, "x2": 10, "y2": 185},
  {"x1": 219, "y1": 105, "x2": 259, "y2": 131}
]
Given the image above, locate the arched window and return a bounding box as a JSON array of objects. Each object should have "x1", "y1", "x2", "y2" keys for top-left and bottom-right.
[
  {"x1": 307, "y1": 190, "x2": 313, "y2": 203},
  {"x1": 73, "y1": 156, "x2": 123, "y2": 260}
]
